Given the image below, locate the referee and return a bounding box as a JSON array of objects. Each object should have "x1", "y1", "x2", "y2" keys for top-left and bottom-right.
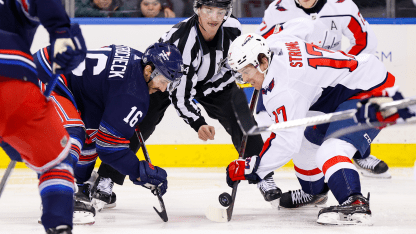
[{"x1": 139, "y1": 0, "x2": 264, "y2": 158}]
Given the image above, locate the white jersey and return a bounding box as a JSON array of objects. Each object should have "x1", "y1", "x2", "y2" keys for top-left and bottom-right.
[
  {"x1": 255, "y1": 33, "x2": 394, "y2": 179},
  {"x1": 255, "y1": 0, "x2": 377, "y2": 55}
]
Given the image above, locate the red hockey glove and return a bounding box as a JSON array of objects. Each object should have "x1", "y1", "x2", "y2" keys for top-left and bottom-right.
[{"x1": 226, "y1": 156, "x2": 261, "y2": 187}]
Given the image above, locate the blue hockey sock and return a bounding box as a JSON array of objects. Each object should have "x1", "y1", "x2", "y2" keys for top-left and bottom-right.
[
  {"x1": 297, "y1": 177, "x2": 327, "y2": 195},
  {"x1": 328, "y1": 168, "x2": 361, "y2": 204}
]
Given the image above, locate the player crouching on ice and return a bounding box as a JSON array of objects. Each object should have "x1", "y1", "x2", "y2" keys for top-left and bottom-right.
[
  {"x1": 32, "y1": 42, "x2": 183, "y2": 224},
  {"x1": 224, "y1": 30, "x2": 415, "y2": 225}
]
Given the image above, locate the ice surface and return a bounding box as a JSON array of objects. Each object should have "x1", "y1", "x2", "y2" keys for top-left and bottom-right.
[{"x1": 0, "y1": 167, "x2": 415, "y2": 234}]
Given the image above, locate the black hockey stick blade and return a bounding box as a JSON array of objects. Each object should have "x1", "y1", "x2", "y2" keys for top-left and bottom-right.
[
  {"x1": 231, "y1": 89, "x2": 257, "y2": 135},
  {"x1": 153, "y1": 190, "x2": 168, "y2": 222},
  {"x1": 226, "y1": 180, "x2": 240, "y2": 221},
  {"x1": 135, "y1": 130, "x2": 169, "y2": 222}
]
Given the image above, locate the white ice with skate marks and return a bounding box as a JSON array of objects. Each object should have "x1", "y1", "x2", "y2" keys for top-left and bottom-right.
[{"x1": 0, "y1": 167, "x2": 415, "y2": 234}]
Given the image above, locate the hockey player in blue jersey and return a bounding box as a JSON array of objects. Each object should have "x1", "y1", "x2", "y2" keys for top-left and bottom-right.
[
  {"x1": 33, "y1": 42, "x2": 183, "y2": 223},
  {"x1": 0, "y1": 0, "x2": 87, "y2": 233}
]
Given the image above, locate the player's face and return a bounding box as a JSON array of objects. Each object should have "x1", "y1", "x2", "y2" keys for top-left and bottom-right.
[
  {"x1": 297, "y1": 0, "x2": 318, "y2": 9},
  {"x1": 198, "y1": 6, "x2": 226, "y2": 38},
  {"x1": 148, "y1": 75, "x2": 171, "y2": 94},
  {"x1": 141, "y1": 0, "x2": 162, "y2": 18},
  {"x1": 93, "y1": 0, "x2": 112, "y2": 9},
  {"x1": 237, "y1": 64, "x2": 265, "y2": 90}
]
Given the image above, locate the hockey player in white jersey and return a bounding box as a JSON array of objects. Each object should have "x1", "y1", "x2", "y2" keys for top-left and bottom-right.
[
  {"x1": 225, "y1": 30, "x2": 414, "y2": 225},
  {"x1": 254, "y1": 0, "x2": 391, "y2": 181}
]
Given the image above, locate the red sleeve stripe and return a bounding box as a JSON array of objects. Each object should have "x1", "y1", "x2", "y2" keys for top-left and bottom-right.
[
  {"x1": 347, "y1": 17, "x2": 368, "y2": 55},
  {"x1": 262, "y1": 25, "x2": 276, "y2": 39},
  {"x1": 322, "y1": 155, "x2": 352, "y2": 175},
  {"x1": 97, "y1": 130, "x2": 130, "y2": 145},
  {"x1": 259, "y1": 132, "x2": 276, "y2": 157},
  {"x1": 20, "y1": 0, "x2": 29, "y2": 12},
  {"x1": 0, "y1": 49, "x2": 33, "y2": 61},
  {"x1": 349, "y1": 72, "x2": 395, "y2": 100},
  {"x1": 42, "y1": 47, "x2": 50, "y2": 62},
  {"x1": 79, "y1": 153, "x2": 98, "y2": 162},
  {"x1": 294, "y1": 165, "x2": 322, "y2": 176}
]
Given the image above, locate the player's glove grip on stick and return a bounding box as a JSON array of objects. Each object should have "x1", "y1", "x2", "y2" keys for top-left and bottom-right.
[
  {"x1": 131, "y1": 161, "x2": 168, "y2": 196},
  {"x1": 226, "y1": 156, "x2": 261, "y2": 187},
  {"x1": 354, "y1": 89, "x2": 415, "y2": 129},
  {"x1": 49, "y1": 23, "x2": 87, "y2": 74}
]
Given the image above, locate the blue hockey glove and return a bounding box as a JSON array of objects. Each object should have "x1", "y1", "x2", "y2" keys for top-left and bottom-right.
[
  {"x1": 355, "y1": 89, "x2": 415, "y2": 129},
  {"x1": 49, "y1": 23, "x2": 87, "y2": 74},
  {"x1": 131, "y1": 161, "x2": 168, "y2": 196},
  {"x1": 226, "y1": 156, "x2": 261, "y2": 187}
]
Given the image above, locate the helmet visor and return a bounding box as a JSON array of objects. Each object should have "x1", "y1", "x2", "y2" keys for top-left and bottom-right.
[{"x1": 150, "y1": 68, "x2": 181, "y2": 92}]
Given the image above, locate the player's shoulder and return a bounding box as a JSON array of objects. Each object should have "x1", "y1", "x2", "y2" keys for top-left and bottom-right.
[{"x1": 323, "y1": 0, "x2": 357, "y2": 13}]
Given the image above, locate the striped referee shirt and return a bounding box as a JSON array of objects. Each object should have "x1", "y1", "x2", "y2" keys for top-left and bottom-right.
[{"x1": 160, "y1": 14, "x2": 242, "y2": 131}]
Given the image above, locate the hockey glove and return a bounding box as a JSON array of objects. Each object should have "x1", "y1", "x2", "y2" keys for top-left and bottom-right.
[
  {"x1": 226, "y1": 156, "x2": 261, "y2": 188},
  {"x1": 49, "y1": 23, "x2": 87, "y2": 74},
  {"x1": 131, "y1": 161, "x2": 168, "y2": 196},
  {"x1": 355, "y1": 87, "x2": 415, "y2": 129}
]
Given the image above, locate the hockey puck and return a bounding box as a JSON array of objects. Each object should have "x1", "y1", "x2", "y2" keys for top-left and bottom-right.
[{"x1": 218, "y1": 192, "x2": 232, "y2": 207}]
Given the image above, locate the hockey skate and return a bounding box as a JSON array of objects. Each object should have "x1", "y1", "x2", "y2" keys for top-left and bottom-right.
[
  {"x1": 74, "y1": 170, "x2": 99, "y2": 204},
  {"x1": 73, "y1": 200, "x2": 96, "y2": 225},
  {"x1": 317, "y1": 194, "x2": 372, "y2": 225},
  {"x1": 46, "y1": 225, "x2": 72, "y2": 234},
  {"x1": 39, "y1": 200, "x2": 95, "y2": 225},
  {"x1": 257, "y1": 173, "x2": 282, "y2": 208},
  {"x1": 91, "y1": 176, "x2": 116, "y2": 212},
  {"x1": 353, "y1": 155, "x2": 391, "y2": 178},
  {"x1": 279, "y1": 186, "x2": 329, "y2": 209}
]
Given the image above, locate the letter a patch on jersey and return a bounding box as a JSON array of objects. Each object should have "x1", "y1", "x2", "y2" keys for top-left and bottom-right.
[{"x1": 331, "y1": 21, "x2": 338, "y2": 30}]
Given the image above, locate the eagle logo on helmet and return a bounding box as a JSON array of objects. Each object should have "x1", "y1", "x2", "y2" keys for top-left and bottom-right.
[{"x1": 242, "y1": 35, "x2": 253, "y2": 46}]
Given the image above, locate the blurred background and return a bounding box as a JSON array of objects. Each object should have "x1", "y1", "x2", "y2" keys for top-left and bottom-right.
[{"x1": 61, "y1": 0, "x2": 416, "y2": 18}]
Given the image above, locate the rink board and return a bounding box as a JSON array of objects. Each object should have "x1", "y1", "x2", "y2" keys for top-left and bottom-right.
[{"x1": 1, "y1": 143, "x2": 416, "y2": 168}]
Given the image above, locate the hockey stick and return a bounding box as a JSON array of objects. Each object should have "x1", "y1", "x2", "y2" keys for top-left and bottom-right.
[
  {"x1": 205, "y1": 88, "x2": 260, "y2": 223},
  {"x1": 135, "y1": 129, "x2": 168, "y2": 222},
  {"x1": 0, "y1": 74, "x2": 61, "y2": 199},
  {"x1": 235, "y1": 97, "x2": 416, "y2": 136},
  {"x1": 325, "y1": 98, "x2": 416, "y2": 139}
]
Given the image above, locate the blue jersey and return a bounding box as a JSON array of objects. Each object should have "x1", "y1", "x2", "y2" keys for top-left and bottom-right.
[
  {"x1": 0, "y1": 0, "x2": 70, "y2": 83},
  {"x1": 34, "y1": 45, "x2": 150, "y2": 179}
]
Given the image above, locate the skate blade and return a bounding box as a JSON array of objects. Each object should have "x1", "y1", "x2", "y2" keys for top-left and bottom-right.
[
  {"x1": 317, "y1": 213, "x2": 373, "y2": 226},
  {"x1": 73, "y1": 211, "x2": 95, "y2": 225},
  {"x1": 205, "y1": 205, "x2": 228, "y2": 223},
  {"x1": 38, "y1": 212, "x2": 95, "y2": 226},
  {"x1": 104, "y1": 202, "x2": 116, "y2": 209},
  {"x1": 269, "y1": 198, "x2": 280, "y2": 209},
  {"x1": 91, "y1": 198, "x2": 107, "y2": 212},
  {"x1": 278, "y1": 203, "x2": 327, "y2": 210},
  {"x1": 359, "y1": 170, "x2": 392, "y2": 179}
]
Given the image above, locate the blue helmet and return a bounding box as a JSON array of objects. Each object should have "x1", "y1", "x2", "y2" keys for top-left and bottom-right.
[{"x1": 142, "y1": 42, "x2": 184, "y2": 92}]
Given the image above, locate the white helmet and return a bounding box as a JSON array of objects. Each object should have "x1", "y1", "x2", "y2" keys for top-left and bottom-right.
[{"x1": 228, "y1": 33, "x2": 272, "y2": 78}]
